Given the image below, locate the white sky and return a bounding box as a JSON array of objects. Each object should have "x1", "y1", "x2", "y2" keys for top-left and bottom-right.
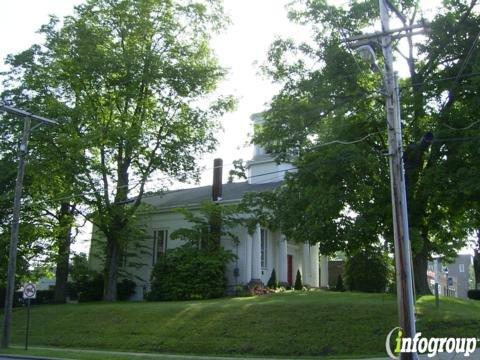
[
  {"x1": 0, "y1": 0, "x2": 306, "y2": 253},
  {"x1": 0, "y1": 0, "x2": 305, "y2": 182},
  {"x1": 0, "y1": 0, "x2": 456, "y2": 255}
]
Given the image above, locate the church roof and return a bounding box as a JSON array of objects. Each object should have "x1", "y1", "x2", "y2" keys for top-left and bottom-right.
[{"x1": 142, "y1": 181, "x2": 282, "y2": 210}]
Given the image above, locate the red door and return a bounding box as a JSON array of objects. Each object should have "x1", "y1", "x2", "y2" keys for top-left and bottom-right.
[{"x1": 287, "y1": 255, "x2": 293, "y2": 286}]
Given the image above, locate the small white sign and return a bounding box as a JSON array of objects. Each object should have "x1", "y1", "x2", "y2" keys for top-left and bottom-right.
[{"x1": 23, "y1": 283, "x2": 36, "y2": 299}]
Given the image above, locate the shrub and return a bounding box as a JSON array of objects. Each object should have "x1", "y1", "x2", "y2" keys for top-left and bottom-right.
[
  {"x1": 294, "y1": 269, "x2": 303, "y2": 290},
  {"x1": 0, "y1": 289, "x2": 23, "y2": 308},
  {"x1": 34, "y1": 289, "x2": 55, "y2": 304},
  {"x1": 344, "y1": 247, "x2": 391, "y2": 293},
  {"x1": 117, "y1": 279, "x2": 137, "y2": 301},
  {"x1": 335, "y1": 274, "x2": 345, "y2": 292},
  {"x1": 77, "y1": 273, "x2": 104, "y2": 302},
  {"x1": 467, "y1": 289, "x2": 480, "y2": 300},
  {"x1": 267, "y1": 268, "x2": 278, "y2": 289},
  {"x1": 148, "y1": 244, "x2": 236, "y2": 301}
]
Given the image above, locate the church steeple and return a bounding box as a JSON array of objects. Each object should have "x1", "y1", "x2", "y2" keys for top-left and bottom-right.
[{"x1": 246, "y1": 113, "x2": 293, "y2": 184}]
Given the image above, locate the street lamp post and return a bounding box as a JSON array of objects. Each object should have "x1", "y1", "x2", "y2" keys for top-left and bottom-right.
[{"x1": 0, "y1": 104, "x2": 57, "y2": 349}]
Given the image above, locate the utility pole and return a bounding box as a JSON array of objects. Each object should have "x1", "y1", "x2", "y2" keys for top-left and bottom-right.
[
  {"x1": 434, "y1": 257, "x2": 440, "y2": 307},
  {"x1": 345, "y1": 2, "x2": 422, "y2": 358},
  {"x1": 378, "y1": 0, "x2": 417, "y2": 358},
  {"x1": 0, "y1": 104, "x2": 57, "y2": 349},
  {"x1": 1, "y1": 116, "x2": 31, "y2": 349}
]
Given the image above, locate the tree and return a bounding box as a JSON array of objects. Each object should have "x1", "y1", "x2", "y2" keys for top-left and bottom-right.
[
  {"x1": 344, "y1": 247, "x2": 391, "y2": 293},
  {"x1": 253, "y1": 0, "x2": 480, "y2": 295},
  {"x1": 267, "y1": 268, "x2": 278, "y2": 289},
  {"x1": 335, "y1": 274, "x2": 345, "y2": 292},
  {"x1": 2, "y1": 0, "x2": 234, "y2": 301},
  {"x1": 148, "y1": 201, "x2": 238, "y2": 301},
  {"x1": 294, "y1": 269, "x2": 302, "y2": 290},
  {"x1": 0, "y1": 146, "x2": 57, "y2": 289}
]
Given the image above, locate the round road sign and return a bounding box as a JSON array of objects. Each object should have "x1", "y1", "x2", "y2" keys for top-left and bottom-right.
[{"x1": 23, "y1": 283, "x2": 36, "y2": 299}]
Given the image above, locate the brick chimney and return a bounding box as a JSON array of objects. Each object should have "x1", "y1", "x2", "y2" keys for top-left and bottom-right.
[{"x1": 212, "y1": 158, "x2": 223, "y2": 201}]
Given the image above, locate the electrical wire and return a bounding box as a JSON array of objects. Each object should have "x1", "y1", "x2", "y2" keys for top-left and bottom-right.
[
  {"x1": 441, "y1": 119, "x2": 480, "y2": 131},
  {"x1": 452, "y1": 29, "x2": 480, "y2": 88}
]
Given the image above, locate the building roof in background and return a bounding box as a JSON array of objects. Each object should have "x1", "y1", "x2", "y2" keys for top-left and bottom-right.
[{"x1": 142, "y1": 181, "x2": 282, "y2": 210}]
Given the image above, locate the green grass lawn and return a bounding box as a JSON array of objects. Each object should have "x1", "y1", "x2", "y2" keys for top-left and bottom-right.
[{"x1": 1, "y1": 291, "x2": 479, "y2": 358}]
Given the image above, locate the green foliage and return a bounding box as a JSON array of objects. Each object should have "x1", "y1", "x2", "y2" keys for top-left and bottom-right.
[
  {"x1": 70, "y1": 274, "x2": 136, "y2": 302},
  {"x1": 237, "y1": 190, "x2": 282, "y2": 234},
  {"x1": 267, "y1": 268, "x2": 278, "y2": 289},
  {"x1": 0, "y1": 157, "x2": 57, "y2": 288},
  {"x1": 148, "y1": 244, "x2": 235, "y2": 301},
  {"x1": 344, "y1": 247, "x2": 391, "y2": 293},
  {"x1": 294, "y1": 269, "x2": 302, "y2": 290},
  {"x1": 227, "y1": 159, "x2": 247, "y2": 183},
  {"x1": 117, "y1": 279, "x2": 137, "y2": 301},
  {"x1": 74, "y1": 273, "x2": 104, "y2": 303},
  {"x1": 170, "y1": 201, "x2": 241, "y2": 250},
  {"x1": 251, "y1": 0, "x2": 480, "y2": 295},
  {"x1": 1, "y1": 0, "x2": 234, "y2": 300},
  {"x1": 69, "y1": 253, "x2": 92, "y2": 285},
  {"x1": 149, "y1": 201, "x2": 238, "y2": 301},
  {"x1": 467, "y1": 290, "x2": 480, "y2": 300},
  {"x1": 335, "y1": 274, "x2": 345, "y2": 292}
]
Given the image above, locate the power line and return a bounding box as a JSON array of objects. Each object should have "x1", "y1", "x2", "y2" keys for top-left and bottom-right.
[
  {"x1": 453, "y1": 29, "x2": 480, "y2": 87},
  {"x1": 441, "y1": 119, "x2": 480, "y2": 131}
]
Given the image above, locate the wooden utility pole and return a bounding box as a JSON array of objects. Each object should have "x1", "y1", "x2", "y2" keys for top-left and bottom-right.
[
  {"x1": 0, "y1": 105, "x2": 57, "y2": 349},
  {"x1": 378, "y1": 0, "x2": 417, "y2": 358},
  {"x1": 344, "y1": 2, "x2": 423, "y2": 358},
  {"x1": 1, "y1": 116, "x2": 31, "y2": 349}
]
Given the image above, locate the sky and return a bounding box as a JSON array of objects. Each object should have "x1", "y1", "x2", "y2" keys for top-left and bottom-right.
[
  {"x1": 0, "y1": 0, "x2": 306, "y2": 253},
  {"x1": 0, "y1": 0, "x2": 305, "y2": 185},
  {"x1": 1, "y1": 0, "x2": 462, "y2": 255}
]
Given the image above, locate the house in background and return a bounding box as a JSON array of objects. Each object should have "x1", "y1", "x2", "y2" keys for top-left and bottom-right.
[
  {"x1": 427, "y1": 254, "x2": 474, "y2": 299},
  {"x1": 89, "y1": 114, "x2": 329, "y2": 300}
]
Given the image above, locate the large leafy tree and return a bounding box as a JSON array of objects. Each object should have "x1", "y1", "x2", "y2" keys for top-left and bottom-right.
[
  {"x1": 0, "y1": 147, "x2": 57, "y2": 288},
  {"x1": 1, "y1": 0, "x2": 233, "y2": 301},
  {"x1": 255, "y1": 0, "x2": 480, "y2": 295}
]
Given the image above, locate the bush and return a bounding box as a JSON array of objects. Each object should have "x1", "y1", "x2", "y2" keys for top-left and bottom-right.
[
  {"x1": 344, "y1": 247, "x2": 391, "y2": 293},
  {"x1": 148, "y1": 244, "x2": 236, "y2": 301},
  {"x1": 294, "y1": 269, "x2": 303, "y2": 290},
  {"x1": 0, "y1": 289, "x2": 23, "y2": 308},
  {"x1": 335, "y1": 274, "x2": 345, "y2": 292},
  {"x1": 77, "y1": 273, "x2": 104, "y2": 302},
  {"x1": 267, "y1": 268, "x2": 278, "y2": 289},
  {"x1": 117, "y1": 279, "x2": 136, "y2": 300},
  {"x1": 467, "y1": 289, "x2": 480, "y2": 300},
  {"x1": 35, "y1": 289, "x2": 55, "y2": 304}
]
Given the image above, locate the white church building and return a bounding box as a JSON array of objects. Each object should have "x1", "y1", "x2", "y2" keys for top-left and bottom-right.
[{"x1": 89, "y1": 114, "x2": 329, "y2": 299}]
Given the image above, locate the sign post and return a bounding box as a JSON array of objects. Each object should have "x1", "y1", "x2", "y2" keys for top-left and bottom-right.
[{"x1": 22, "y1": 283, "x2": 36, "y2": 350}]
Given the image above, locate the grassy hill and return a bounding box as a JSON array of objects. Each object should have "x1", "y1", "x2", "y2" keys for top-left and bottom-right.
[{"x1": 2, "y1": 291, "x2": 479, "y2": 358}]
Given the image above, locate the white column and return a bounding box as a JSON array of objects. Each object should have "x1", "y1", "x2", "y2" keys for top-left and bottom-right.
[
  {"x1": 310, "y1": 243, "x2": 319, "y2": 287},
  {"x1": 251, "y1": 225, "x2": 262, "y2": 284},
  {"x1": 278, "y1": 235, "x2": 288, "y2": 286},
  {"x1": 320, "y1": 255, "x2": 329, "y2": 288},
  {"x1": 245, "y1": 232, "x2": 252, "y2": 284},
  {"x1": 302, "y1": 242, "x2": 311, "y2": 286}
]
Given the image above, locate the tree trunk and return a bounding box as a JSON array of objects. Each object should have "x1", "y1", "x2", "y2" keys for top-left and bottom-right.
[
  {"x1": 104, "y1": 234, "x2": 119, "y2": 301},
  {"x1": 102, "y1": 150, "x2": 130, "y2": 301},
  {"x1": 54, "y1": 203, "x2": 73, "y2": 303},
  {"x1": 413, "y1": 242, "x2": 432, "y2": 296}
]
